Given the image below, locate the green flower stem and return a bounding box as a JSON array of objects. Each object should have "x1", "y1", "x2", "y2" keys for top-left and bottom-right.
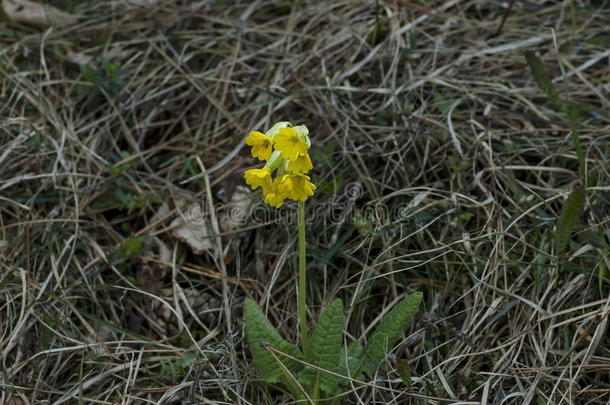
[{"x1": 298, "y1": 200, "x2": 309, "y2": 357}]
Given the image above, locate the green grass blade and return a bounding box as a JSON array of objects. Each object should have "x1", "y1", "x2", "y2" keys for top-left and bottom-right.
[
  {"x1": 524, "y1": 51, "x2": 586, "y2": 178},
  {"x1": 243, "y1": 299, "x2": 303, "y2": 383},
  {"x1": 300, "y1": 298, "x2": 344, "y2": 394},
  {"x1": 524, "y1": 51, "x2": 562, "y2": 110},
  {"x1": 361, "y1": 292, "x2": 422, "y2": 376},
  {"x1": 566, "y1": 106, "x2": 586, "y2": 179},
  {"x1": 555, "y1": 185, "x2": 586, "y2": 257}
]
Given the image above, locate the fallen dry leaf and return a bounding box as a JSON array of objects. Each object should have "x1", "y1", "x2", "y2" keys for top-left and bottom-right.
[
  {"x1": 2, "y1": 394, "x2": 29, "y2": 405},
  {"x1": 171, "y1": 207, "x2": 216, "y2": 255},
  {"x1": 65, "y1": 50, "x2": 94, "y2": 66},
  {"x1": 171, "y1": 186, "x2": 252, "y2": 256},
  {"x1": 221, "y1": 185, "x2": 252, "y2": 231},
  {"x1": 2, "y1": 0, "x2": 79, "y2": 27}
]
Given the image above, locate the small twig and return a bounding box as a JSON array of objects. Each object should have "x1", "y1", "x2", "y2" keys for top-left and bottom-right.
[{"x1": 492, "y1": 0, "x2": 516, "y2": 38}]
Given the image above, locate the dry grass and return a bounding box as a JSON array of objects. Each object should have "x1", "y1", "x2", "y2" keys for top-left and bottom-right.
[{"x1": 1, "y1": 0, "x2": 610, "y2": 404}]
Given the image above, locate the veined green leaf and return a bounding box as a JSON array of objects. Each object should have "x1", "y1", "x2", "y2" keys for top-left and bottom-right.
[
  {"x1": 243, "y1": 299, "x2": 303, "y2": 383},
  {"x1": 361, "y1": 292, "x2": 422, "y2": 375},
  {"x1": 300, "y1": 299, "x2": 344, "y2": 394}
]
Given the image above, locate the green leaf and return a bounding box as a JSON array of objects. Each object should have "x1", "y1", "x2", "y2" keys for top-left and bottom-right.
[
  {"x1": 159, "y1": 352, "x2": 197, "y2": 379},
  {"x1": 80, "y1": 64, "x2": 95, "y2": 83},
  {"x1": 524, "y1": 51, "x2": 562, "y2": 110},
  {"x1": 433, "y1": 91, "x2": 452, "y2": 114},
  {"x1": 243, "y1": 299, "x2": 303, "y2": 383},
  {"x1": 361, "y1": 292, "x2": 422, "y2": 375},
  {"x1": 556, "y1": 185, "x2": 586, "y2": 256},
  {"x1": 118, "y1": 236, "x2": 146, "y2": 259},
  {"x1": 300, "y1": 299, "x2": 344, "y2": 394}
]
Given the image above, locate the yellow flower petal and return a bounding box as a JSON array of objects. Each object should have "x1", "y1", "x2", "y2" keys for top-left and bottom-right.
[
  {"x1": 278, "y1": 174, "x2": 316, "y2": 201},
  {"x1": 244, "y1": 168, "x2": 273, "y2": 193},
  {"x1": 287, "y1": 152, "x2": 313, "y2": 174},
  {"x1": 264, "y1": 191, "x2": 286, "y2": 208},
  {"x1": 292, "y1": 125, "x2": 310, "y2": 146},
  {"x1": 261, "y1": 175, "x2": 287, "y2": 207},
  {"x1": 273, "y1": 127, "x2": 309, "y2": 161},
  {"x1": 246, "y1": 131, "x2": 273, "y2": 161}
]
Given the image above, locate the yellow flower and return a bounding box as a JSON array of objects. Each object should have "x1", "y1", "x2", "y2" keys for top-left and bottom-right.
[
  {"x1": 263, "y1": 176, "x2": 289, "y2": 208},
  {"x1": 278, "y1": 174, "x2": 316, "y2": 201},
  {"x1": 273, "y1": 127, "x2": 308, "y2": 161},
  {"x1": 244, "y1": 168, "x2": 273, "y2": 194},
  {"x1": 246, "y1": 131, "x2": 273, "y2": 161},
  {"x1": 287, "y1": 152, "x2": 313, "y2": 174},
  {"x1": 243, "y1": 122, "x2": 316, "y2": 208},
  {"x1": 264, "y1": 191, "x2": 286, "y2": 208}
]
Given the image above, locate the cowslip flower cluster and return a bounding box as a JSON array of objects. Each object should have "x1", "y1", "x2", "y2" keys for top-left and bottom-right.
[{"x1": 244, "y1": 122, "x2": 316, "y2": 208}]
